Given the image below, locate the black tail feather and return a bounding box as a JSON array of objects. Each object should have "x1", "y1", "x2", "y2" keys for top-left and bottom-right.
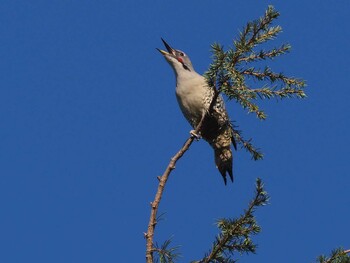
[{"x1": 218, "y1": 162, "x2": 233, "y2": 185}]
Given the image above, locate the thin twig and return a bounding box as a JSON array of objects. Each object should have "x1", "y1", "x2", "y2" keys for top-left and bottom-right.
[
  {"x1": 145, "y1": 117, "x2": 205, "y2": 263},
  {"x1": 145, "y1": 83, "x2": 219, "y2": 263}
]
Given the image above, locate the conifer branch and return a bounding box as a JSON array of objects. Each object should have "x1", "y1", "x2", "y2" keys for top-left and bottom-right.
[
  {"x1": 237, "y1": 44, "x2": 291, "y2": 63},
  {"x1": 241, "y1": 66, "x2": 304, "y2": 86},
  {"x1": 194, "y1": 179, "x2": 269, "y2": 263},
  {"x1": 317, "y1": 248, "x2": 350, "y2": 263},
  {"x1": 232, "y1": 128, "x2": 263, "y2": 160},
  {"x1": 153, "y1": 238, "x2": 181, "y2": 263},
  {"x1": 204, "y1": 5, "x2": 306, "y2": 160}
]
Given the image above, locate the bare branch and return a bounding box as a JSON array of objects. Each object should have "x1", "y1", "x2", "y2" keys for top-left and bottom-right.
[
  {"x1": 145, "y1": 128, "x2": 198, "y2": 263},
  {"x1": 145, "y1": 85, "x2": 219, "y2": 263}
]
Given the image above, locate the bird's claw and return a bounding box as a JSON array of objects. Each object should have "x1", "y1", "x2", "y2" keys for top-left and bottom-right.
[{"x1": 190, "y1": 130, "x2": 201, "y2": 140}]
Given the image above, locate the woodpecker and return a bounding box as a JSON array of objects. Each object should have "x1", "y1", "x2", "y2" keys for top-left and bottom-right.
[{"x1": 157, "y1": 38, "x2": 236, "y2": 184}]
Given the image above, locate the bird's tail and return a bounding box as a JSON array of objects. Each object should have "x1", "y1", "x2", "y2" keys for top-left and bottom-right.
[
  {"x1": 214, "y1": 146, "x2": 233, "y2": 185},
  {"x1": 209, "y1": 127, "x2": 233, "y2": 185}
]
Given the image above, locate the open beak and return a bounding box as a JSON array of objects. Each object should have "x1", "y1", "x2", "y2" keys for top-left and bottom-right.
[{"x1": 157, "y1": 38, "x2": 175, "y2": 56}]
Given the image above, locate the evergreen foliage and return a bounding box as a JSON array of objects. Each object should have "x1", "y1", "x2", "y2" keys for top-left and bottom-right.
[
  {"x1": 193, "y1": 179, "x2": 268, "y2": 263},
  {"x1": 317, "y1": 248, "x2": 350, "y2": 263},
  {"x1": 204, "y1": 5, "x2": 306, "y2": 160},
  {"x1": 154, "y1": 238, "x2": 181, "y2": 263}
]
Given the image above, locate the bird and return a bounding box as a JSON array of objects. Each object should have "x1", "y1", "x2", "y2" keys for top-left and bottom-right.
[{"x1": 157, "y1": 38, "x2": 236, "y2": 184}]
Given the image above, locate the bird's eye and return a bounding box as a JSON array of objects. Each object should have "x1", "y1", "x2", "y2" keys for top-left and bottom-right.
[{"x1": 180, "y1": 52, "x2": 184, "y2": 56}]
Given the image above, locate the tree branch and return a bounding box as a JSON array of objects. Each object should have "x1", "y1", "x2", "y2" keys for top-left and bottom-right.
[
  {"x1": 145, "y1": 120, "x2": 201, "y2": 263},
  {"x1": 196, "y1": 178, "x2": 268, "y2": 263},
  {"x1": 145, "y1": 85, "x2": 220, "y2": 263}
]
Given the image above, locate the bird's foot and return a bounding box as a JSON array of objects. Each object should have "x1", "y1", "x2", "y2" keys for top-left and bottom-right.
[{"x1": 190, "y1": 130, "x2": 201, "y2": 141}]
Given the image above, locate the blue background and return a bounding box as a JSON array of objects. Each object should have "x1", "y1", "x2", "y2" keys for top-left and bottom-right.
[{"x1": 0, "y1": 1, "x2": 349, "y2": 262}]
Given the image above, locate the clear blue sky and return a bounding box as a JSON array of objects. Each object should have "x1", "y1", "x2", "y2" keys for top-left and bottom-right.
[{"x1": 0, "y1": 1, "x2": 349, "y2": 262}]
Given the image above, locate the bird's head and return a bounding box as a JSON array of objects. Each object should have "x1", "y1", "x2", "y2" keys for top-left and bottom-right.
[{"x1": 157, "y1": 38, "x2": 194, "y2": 73}]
